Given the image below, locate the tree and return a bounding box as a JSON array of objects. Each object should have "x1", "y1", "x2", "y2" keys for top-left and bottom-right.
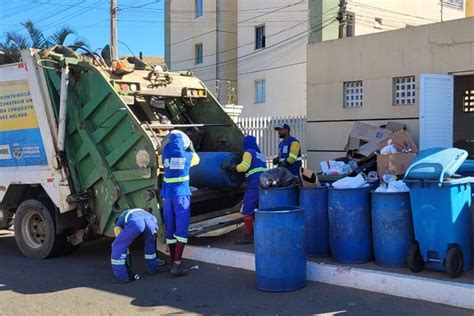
[{"x1": 0, "y1": 20, "x2": 88, "y2": 65}]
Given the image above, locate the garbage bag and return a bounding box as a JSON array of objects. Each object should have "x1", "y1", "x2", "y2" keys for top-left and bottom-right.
[{"x1": 260, "y1": 167, "x2": 299, "y2": 188}]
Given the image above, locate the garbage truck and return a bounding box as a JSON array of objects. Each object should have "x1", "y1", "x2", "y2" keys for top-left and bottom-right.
[{"x1": 0, "y1": 46, "x2": 246, "y2": 259}]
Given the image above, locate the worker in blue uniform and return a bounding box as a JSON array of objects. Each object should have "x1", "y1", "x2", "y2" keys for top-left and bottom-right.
[
  {"x1": 160, "y1": 130, "x2": 200, "y2": 276},
  {"x1": 225, "y1": 135, "x2": 267, "y2": 245},
  {"x1": 273, "y1": 124, "x2": 302, "y2": 176},
  {"x1": 111, "y1": 208, "x2": 159, "y2": 284}
]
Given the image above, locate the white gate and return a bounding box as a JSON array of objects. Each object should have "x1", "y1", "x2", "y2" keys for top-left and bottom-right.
[{"x1": 236, "y1": 116, "x2": 306, "y2": 166}]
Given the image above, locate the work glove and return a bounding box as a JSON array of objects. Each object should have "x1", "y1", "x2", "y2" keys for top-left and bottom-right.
[
  {"x1": 221, "y1": 159, "x2": 236, "y2": 172},
  {"x1": 279, "y1": 160, "x2": 289, "y2": 168},
  {"x1": 272, "y1": 157, "x2": 280, "y2": 166}
]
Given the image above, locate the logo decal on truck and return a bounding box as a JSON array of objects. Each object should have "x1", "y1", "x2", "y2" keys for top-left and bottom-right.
[{"x1": 0, "y1": 145, "x2": 12, "y2": 160}]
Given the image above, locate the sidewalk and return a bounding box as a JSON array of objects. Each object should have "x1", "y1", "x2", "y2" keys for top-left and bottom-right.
[{"x1": 187, "y1": 227, "x2": 474, "y2": 309}]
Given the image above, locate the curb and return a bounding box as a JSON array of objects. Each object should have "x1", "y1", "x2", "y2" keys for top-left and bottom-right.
[{"x1": 184, "y1": 245, "x2": 474, "y2": 310}]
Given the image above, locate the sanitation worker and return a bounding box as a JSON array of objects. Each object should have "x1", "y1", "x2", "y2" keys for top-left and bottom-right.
[
  {"x1": 111, "y1": 208, "x2": 159, "y2": 284},
  {"x1": 273, "y1": 123, "x2": 302, "y2": 176},
  {"x1": 160, "y1": 130, "x2": 200, "y2": 276},
  {"x1": 224, "y1": 135, "x2": 267, "y2": 245}
]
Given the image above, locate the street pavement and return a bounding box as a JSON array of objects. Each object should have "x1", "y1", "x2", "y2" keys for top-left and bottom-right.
[{"x1": 0, "y1": 230, "x2": 471, "y2": 315}]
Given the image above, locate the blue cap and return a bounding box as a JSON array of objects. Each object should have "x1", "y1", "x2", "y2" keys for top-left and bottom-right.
[{"x1": 274, "y1": 123, "x2": 290, "y2": 131}]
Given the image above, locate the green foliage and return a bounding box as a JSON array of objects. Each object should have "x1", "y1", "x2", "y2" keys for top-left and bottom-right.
[{"x1": 0, "y1": 20, "x2": 89, "y2": 65}]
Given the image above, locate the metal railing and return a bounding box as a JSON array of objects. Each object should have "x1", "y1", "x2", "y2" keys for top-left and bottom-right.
[{"x1": 236, "y1": 115, "x2": 307, "y2": 167}]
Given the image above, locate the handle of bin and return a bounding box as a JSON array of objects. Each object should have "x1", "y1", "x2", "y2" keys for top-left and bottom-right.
[{"x1": 403, "y1": 162, "x2": 445, "y2": 185}]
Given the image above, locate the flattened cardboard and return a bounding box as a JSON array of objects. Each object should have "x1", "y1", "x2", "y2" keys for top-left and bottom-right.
[
  {"x1": 350, "y1": 122, "x2": 393, "y2": 143},
  {"x1": 385, "y1": 121, "x2": 406, "y2": 132},
  {"x1": 376, "y1": 153, "x2": 416, "y2": 176},
  {"x1": 379, "y1": 130, "x2": 419, "y2": 154}
]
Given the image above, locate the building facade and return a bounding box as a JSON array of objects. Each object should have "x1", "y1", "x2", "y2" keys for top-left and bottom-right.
[
  {"x1": 306, "y1": 17, "x2": 474, "y2": 172},
  {"x1": 164, "y1": 0, "x2": 238, "y2": 105},
  {"x1": 165, "y1": 1, "x2": 467, "y2": 118}
]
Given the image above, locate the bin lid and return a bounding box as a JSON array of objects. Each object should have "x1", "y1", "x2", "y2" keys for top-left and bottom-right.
[{"x1": 403, "y1": 148, "x2": 468, "y2": 183}]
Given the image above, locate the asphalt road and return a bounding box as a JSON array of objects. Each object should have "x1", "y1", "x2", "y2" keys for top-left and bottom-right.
[{"x1": 0, "y1": 230, "x2": 471, "y2": 316}]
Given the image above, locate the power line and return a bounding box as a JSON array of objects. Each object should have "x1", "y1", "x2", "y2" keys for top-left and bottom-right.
[
  {"x1": 188, "y1": 17, "x2": 338, "y2": 73},
  {"x1": 169, "y1": 5, "x2": 339, "y2": 64},
  {"x1": 239, "y1": 1, "x2": 303, "y2": 24}
]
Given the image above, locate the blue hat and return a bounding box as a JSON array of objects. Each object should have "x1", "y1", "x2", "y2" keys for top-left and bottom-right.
[{"x1": 274, "y1": 123, "x2": 290, "y2": 131}]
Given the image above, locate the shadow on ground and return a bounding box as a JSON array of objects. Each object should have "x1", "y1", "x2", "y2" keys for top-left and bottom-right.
[{"x1": 0, "y1": 231, "x2": 471, "y2": 315}]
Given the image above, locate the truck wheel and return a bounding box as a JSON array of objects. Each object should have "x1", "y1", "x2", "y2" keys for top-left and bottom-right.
[
  {"x1": 0, "y1": 209, "x2": 14, "y2": 229},
  {"x1": 407, "y1": 242, "x2": 424, "y2": 273},
  {"x1": 13, "y1": 199, "x2": 65, "y2": 259},
  {"x1": 446, "y1": 246, "x2": 463, "y2": 278}
]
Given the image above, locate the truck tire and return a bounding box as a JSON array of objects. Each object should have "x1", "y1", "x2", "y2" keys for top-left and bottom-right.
[
  {"x1": 13, "y1": 199, "x2": 66, "y2": 259},
  {"x1": 0, "y1": 209, "x2": 14, "y2": 229}
]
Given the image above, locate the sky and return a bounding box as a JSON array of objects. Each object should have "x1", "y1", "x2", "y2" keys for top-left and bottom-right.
[{"x1": 0, "y1": 0, "x2": 165, "y2": 57}]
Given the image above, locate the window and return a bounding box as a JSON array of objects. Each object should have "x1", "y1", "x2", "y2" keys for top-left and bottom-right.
[
  {"x1": 346, "y1": 12, "x2": 355, "y2": 37},
  {"x1": 195, "y1": 0, "x2": 203, "y2": 17},
  {"x1": 463, "y1": 89, "x2": 474, "y2": 112},
  {"x1": 445, "y1": 0, "x2": 463, "y2": 8},
  {"x1": 343, "y1": 81, "x2": 363, "y2": 108},
  {"x1": 374, "y1": 17, "x2": 383, "y2": 30},
  {"x1": 393, "y1": 76, "x2": 416, "y2": 105},
  {"x1": 255, "y1": 79, "x2": 265, "y2": 104},
  {"x1": 195, "y1": 43, "x2": 203, "y2": 64},
  {"x1": 255, "y1": 25, "x2": 266, "y2": 50}
]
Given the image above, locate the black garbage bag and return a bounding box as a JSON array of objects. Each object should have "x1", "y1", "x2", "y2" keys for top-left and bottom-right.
[{"x1": 259, "y1": 167, "x2": 299, "y2": 188}]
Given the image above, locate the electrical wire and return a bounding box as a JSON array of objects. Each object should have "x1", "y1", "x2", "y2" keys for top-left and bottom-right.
[
  {"x1": 189, "y1": 17, "x2": 338, "y2": 74},
  {"x1": 168, "y1": 5, "x2": 339, "y2": 63}
]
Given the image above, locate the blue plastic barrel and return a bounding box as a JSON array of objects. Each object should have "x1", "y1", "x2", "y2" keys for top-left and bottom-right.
[
  {"x1": 189, "y1": 152, "x2": 244, "y2": 189},
  {"x1": 259, "y1": 186, "x2": 299, "y2": 209},
  {"x1": 371, "y1": 192, "x2": 414, "y2": 268},
  {"x1": 254, "y1": 206, "x2": 306, "y2": 292},
  {"x1": 299, "y1": 187, "x2": 330, "y2": 257},
  {"x1": 328, "y1": 187, "x2": 373, "y2": 264}
]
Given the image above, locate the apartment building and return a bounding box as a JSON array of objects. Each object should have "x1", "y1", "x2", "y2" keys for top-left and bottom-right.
[
  {"x1": 164, "y1": 0, "x2": 238, "y2": 105},
  {"x1": 165, "y1": 1, "x2": 467, "y2": 117}
]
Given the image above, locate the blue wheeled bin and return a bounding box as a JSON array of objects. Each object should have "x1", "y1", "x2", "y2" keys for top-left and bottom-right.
[
  {"x1": 371, "y1": 192, "x2": 414, "y2": 268},
  {"x1": 254, "y1": 206, "x2": 306, "y2": 292},
  {"x1": 259, "y1": 186, "x2": 299, "y2": 209},
  {"x1": 404, "y1": 148, "x2": 473, "y2": 278},
  {"x1": 299, "y1": 187, "x2": 330, "y2": 257},
  {"x1": 328, "y1": 186, "x2": 373, "y2": 263}
]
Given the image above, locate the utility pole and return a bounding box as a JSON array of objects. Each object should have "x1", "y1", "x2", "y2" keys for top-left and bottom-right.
[
  {"x1": 337, "y1": 0, "x2": 347, "y2": 39},
  {"x1": 440, "y1": 0, "x2": 444, "y2": 22},
  {"x1": 110, "y1": 0, "x2": 118, "y2": 60}
]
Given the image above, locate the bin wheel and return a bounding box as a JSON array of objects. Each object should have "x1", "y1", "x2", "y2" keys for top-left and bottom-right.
[
  {"x1": 407, "y1": 243, "x2": 424, "y2": 273},
  {"x1": 446, "y1": 246, "x2": 463, "y2": 278}
]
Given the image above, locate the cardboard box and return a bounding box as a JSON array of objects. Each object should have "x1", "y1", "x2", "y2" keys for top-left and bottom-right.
[
  {"x1": 376, "y1": 153, "x2": 416, "y2": 176},
  {"x1": 385, "y1": 121, "x2": 406, "y2": 132},
  {"x1": 300, "y1": 168, "x2": 320, "y2": 188},
  {"x1": 350, "y1": 122, "x2": 393, "y2": 143},
  {"x1": 379, "y1": 130, "x2": 419, "y2": 154}
]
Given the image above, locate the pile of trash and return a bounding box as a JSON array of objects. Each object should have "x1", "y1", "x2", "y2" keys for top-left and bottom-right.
[{"x1": 318, "y1": 121, "x2": 419, "y2": 192}]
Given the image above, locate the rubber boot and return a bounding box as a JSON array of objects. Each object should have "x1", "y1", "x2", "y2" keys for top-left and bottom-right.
[
  {"x1": 236, "y1": 216, "x2": 254, "y2": 245},
  {"x1": 170, "y1": 262, "x2": 189, "y2": 276},
  {"x1": 235, "y1": 233, "x2": 254, "y2": 245}
]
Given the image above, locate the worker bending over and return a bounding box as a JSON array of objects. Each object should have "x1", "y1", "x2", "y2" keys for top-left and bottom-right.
[
  {"x1": 273, "y1": 124, "x2": 302, "y2": 176},
  {"x1": 226, "y1": 135, "x2": 267, "y2": 245},
  {"x1": 111, "y1": 208, "x2": 159, "y2": 283},
  {"x1": 161, "y1": 131, "x2": 199, "y2": 276}
]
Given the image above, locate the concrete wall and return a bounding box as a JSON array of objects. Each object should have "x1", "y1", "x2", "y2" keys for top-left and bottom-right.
[{"x1": 306, "y1": 17, "x2": 474, "y2": 171}]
